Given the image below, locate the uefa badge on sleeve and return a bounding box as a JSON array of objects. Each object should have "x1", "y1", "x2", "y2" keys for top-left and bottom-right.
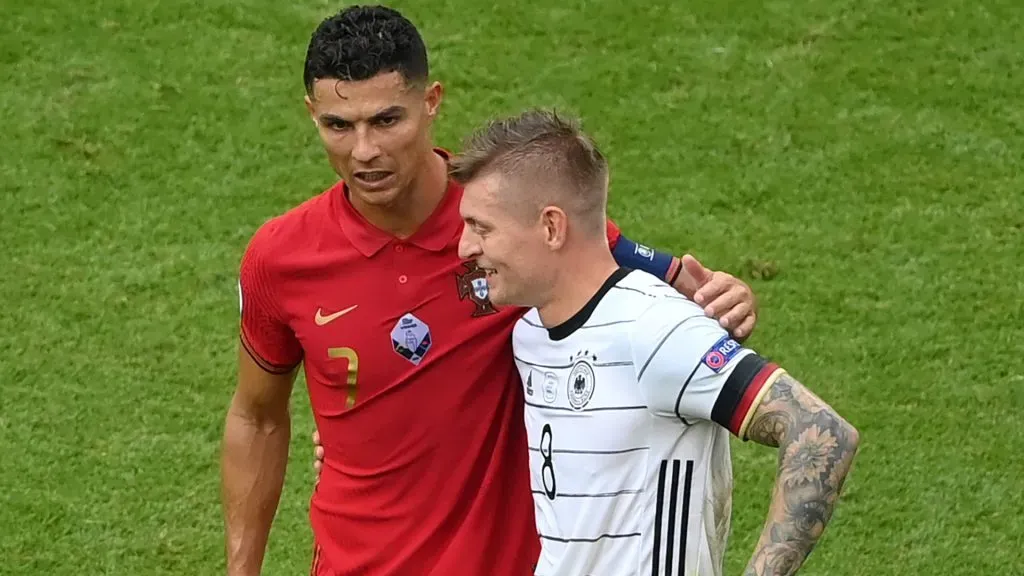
[{"x1": 701, "y1": 335, "x2": 742, "y2": 373}]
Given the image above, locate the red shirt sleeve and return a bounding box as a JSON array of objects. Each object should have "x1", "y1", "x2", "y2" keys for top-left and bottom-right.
[
  {"x1": 605, "y1": 218, "x2": 622, "y2": 250},
  {"x1": 238, "y1": 223, "x2": 303, "y2": 373}
]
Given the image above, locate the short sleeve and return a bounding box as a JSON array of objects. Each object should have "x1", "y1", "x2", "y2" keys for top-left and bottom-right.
[
  {"x1": 238, "y1": 225, "x2": 303, "y2": 374},
  {"x1": 629, "y1": 297, "x2": 785, "y2": 438}
]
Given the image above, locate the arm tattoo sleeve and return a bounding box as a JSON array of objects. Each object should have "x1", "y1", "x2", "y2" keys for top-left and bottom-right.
[{"x1": 740, "y1": 373, "x2": 860, "y2": 576}]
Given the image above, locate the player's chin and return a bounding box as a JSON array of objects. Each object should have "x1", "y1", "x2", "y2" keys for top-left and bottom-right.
[
  {"x1": 488, "y1": 279, "x2": 522, "y2": 308},
  {"x1": 352, "y1": 187, "x2": 401, "y2": 206},
  {"x1": 485, "y1": 276, "x2": 508, "y2": 306},
  {"x1": 489, "y1": 291, "x2": 510, "y2": 307},
  {"x1": 349, "y1": 176, "x2": 402, "y2": 204}
]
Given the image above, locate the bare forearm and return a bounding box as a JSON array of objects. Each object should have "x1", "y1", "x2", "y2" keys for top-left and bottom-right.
[
  {"x1": 221, "y1": 409, "x2": 291, "y2": 576},
  {"x1": 742, "y1": 374, "x2": 860, "y2": 576}
]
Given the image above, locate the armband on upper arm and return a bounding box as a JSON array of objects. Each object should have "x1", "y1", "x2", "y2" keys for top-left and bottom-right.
[
  {"x1": 710, "y1": 353, "x2": 786, "y2": 439},
  {"x1": 611, "y1": 234, "x2": 681, "y2": 283}
]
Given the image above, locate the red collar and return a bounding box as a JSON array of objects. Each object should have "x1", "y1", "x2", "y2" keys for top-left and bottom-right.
[{"x1": 333, "y1": 148, "x2": 462, "y2": 257}]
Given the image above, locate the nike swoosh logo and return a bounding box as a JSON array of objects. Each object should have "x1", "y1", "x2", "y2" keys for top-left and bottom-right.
[{"x1": 314, "y1": 304, "x2": 358, "y2": 326}]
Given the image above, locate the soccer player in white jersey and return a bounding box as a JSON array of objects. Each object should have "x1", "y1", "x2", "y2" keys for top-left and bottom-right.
[{"x1": 451, "y1": 109, "x2": 861, "y2": 576}]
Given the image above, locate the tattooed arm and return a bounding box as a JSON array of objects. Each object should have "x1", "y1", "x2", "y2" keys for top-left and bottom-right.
[{"x1": 740, "y1": 373, "x2": 860, "y2": 576}]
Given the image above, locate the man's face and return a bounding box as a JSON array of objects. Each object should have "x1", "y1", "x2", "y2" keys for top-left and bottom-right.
[
  {"x1": 457, "y1": 172, "x2": 555, "y2": 308},
  {"x1": 305, "y1": 71, "x2": 442, "y2": 207}
]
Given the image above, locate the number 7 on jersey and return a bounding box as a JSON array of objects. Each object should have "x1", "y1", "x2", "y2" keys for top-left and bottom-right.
[{"x1": 327, "y1": 346, "x2": 359, "y2": 409}]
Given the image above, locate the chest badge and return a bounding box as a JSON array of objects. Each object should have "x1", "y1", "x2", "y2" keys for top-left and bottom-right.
[
  {"x1": 391, "y1": 313, "x2": 432, "y2": 365},
  {"x1": 456, "y1": 261, "x2": 498, "y2": 317},
  {"x1": 567, "y1": 352, "x2": 597, "y2": 411}
]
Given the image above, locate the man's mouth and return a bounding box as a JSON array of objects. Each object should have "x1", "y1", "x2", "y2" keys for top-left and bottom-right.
[{"x1": 353, "y1": 170, "x2": 394, "y2": 184}]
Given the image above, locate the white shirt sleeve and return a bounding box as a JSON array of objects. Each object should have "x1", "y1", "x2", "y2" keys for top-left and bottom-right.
[{"x1": 628, "y1": 296, "x2": 785, "y2": 438}]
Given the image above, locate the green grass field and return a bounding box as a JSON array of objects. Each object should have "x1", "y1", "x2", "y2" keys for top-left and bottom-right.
[{"x1": 2, "y1": 0, "x2": 1022, "y2": 573}]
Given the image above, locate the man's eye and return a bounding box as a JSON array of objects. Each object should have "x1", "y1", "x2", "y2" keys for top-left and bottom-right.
[
  {"x1": 376, "y1": 116, "x2": 398, "y2": 127},
  {"x1": 325, "y1": 120, "x2": 351, "y2": 131}
]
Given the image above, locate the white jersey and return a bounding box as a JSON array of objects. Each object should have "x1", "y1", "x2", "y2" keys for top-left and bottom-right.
[{"x1": 512, "y1": 268, "x2": 784, "y2": 576}]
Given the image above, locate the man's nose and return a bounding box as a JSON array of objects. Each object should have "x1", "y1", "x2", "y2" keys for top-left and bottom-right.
[
  {"x1": 458, "y1": 229, "x2": 479, "y2": 260},
  {"x1": 351, "y1": 127, "x2": 381, "y2": 163}
]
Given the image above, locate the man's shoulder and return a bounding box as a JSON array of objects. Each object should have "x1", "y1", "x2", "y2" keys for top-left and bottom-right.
[
  {"x1": 618, "y1": 270, "x2": 700, "y2": 307},
  {"x1": 604, "y1": 270, "x2": 693, "y2": 315},
  {"x1": 615, "y1": 270, "x2": 707, "y2": 339},
  {"x1": 244, "y1": 182, "x2": 341, "y2": 262}
]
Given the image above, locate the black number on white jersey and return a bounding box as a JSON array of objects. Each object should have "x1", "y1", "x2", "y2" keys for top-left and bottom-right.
[{"x1": 540, "y1": 423, "x2": 556, "y2": 500}]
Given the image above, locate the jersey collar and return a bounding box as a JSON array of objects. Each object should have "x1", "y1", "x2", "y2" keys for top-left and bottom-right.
[
  {"x1": 547, "y1": 267, "x2": 632, "y2": 341},
  {"x1": 334, "y1": 148, "x2": 463, "y2": 257}
]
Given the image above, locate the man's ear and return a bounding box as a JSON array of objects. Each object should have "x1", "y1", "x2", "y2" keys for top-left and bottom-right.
[
  {"x1": 540, "y1": 206, "x2": 568, "y2": 250},
  {"x1": 424, "y1": 81, "x2": 443, "y2": 120},
  {"x1": 304, "y1": 94, "x2": 318, "y2": 127}
]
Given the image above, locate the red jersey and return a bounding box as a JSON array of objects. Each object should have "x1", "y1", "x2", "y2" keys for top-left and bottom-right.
[{"x1": 238, "y1": 156, "x2": 632, "y2": 576}]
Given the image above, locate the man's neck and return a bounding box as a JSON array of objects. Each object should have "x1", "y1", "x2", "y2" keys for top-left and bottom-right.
[
  {"x1": 351, "y1": 150, "x2": 449, "y2": 239},
  {"x1": 537, "y1": 244, "x2": 620, "y2": 329}
]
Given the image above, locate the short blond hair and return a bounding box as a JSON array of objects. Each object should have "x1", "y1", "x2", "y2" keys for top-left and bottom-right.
[{"x1": 449, "y1": 109, "x2": 609, "y2": 235}]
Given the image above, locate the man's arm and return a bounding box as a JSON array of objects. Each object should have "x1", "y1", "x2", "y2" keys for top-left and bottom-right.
[
  {"x1": 607, "y1": 221, "x2": 758, "y2": 340},
  {"x1": 740, "y1": 373, "x2": 860, "y2": 576},
  {"x1": 628, "y1": 299, "x2": 857, "y2": 575},
  {"x1": 221, "y1": 346, "x2": 297, "y2": 576}
]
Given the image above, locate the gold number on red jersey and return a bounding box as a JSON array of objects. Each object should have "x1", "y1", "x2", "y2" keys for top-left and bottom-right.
[{"x1": 327, "y1": 347, "x2": 359, "y2": 409}]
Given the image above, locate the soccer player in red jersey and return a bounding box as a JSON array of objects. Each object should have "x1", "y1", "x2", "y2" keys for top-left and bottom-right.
[{"x1": 220, "y1": 6, "x2": 759, "y2": 576}]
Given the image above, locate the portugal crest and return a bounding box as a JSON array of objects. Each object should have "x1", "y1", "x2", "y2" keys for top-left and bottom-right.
[{"x1": 456, "y1": 261, "x2": 497, "y2": 317}]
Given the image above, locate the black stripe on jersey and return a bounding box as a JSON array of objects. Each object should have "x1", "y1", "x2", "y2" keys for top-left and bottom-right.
[
  {"x1": 520, "y1": 317, "x2": 636, "y2": 330},
  {"x1": 652, "y1": 459, "x2": 695, "y2": 576},
  {"x1": 709, "y1": 353, "x2": 768, "y2": 429},
  {"x1": 524, "y1": 400, "x2": 648, "y2": 413},
  {"x1": 636, "y1": 316, "x2": 701, "y2": 382},
  {"x1": 527, "y1": 446, "x2": 649, "y2": 455},
  {"x1": 645, "y1": 283, "x2": 681, "y2": 291},
  {"x1": 651, "y1": 460, "x2": 667, "y2": 576},
  {"x1": 665, "y1": 460, "x2": 681, "y2": 572},
  {"x1": 539, "y1": 532, "x2": 642, "y2": 543},
  {"x1": 531, "y1": 488, "x2": 641, "y2": 498},
  {"x1": 516, "y1": 356, "x2": 633, "y2": 370},
  {"x1": 671, "y1": 362, "x2": 704, "y2": 427},
  {"x1": 678, "y1": 460, "x2": 694, "y2": 576},
  {"x1": 612, "y1": 284, "x2": 689, "y2": 301},
  {"x1": 636, "y1": 315, "x2": 702, "y2": 425}
]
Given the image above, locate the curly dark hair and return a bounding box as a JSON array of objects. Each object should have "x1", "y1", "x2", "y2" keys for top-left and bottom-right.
[{"x1": 303, "y1": 5, "x2": 429, "y2": 94}]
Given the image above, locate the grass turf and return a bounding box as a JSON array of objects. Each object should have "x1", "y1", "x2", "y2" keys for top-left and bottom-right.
[{"x1": 1, "y1": 0, "x2": 1022, "y2": 573}]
